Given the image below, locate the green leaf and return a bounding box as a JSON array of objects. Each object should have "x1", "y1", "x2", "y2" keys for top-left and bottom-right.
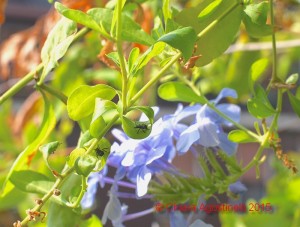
[
  {"x1": 158, "y1": 82, "x2": 206, "y2": 104},
  {"x1": 110, "y1": 0, "x2": 126, "y2": 36},
  {"x1": 249, "y1": 58, "x2": 269, "y2": 93},
  {"x1": 121, "y1": 106, "x2": 154, "y2": 139},
  {"x1": 47, "y1": 202, "x2": 81, "y2": 226},
  {"x1": 39, "y1": 141, "x2": 60, "y2": 171},
  {"x1": 158, "y1": 27, "x2": 197, "y2": 60},
  {"x1": 106, "y1": 52, "x2": 120, "y2": 68},
  {"x1": 67, "y1": 84, "x2": 116, "y2": 121},
  {"x1": 74, "y1": 155, "x2": 97, "y2": 177},
  {"x1": 285, "y1": 73, "x2": 299, "y2": 85},
  {"x1": 80, "y1": 215, "x2": 103, "y2": 227},
  {"x1": 128, "y1": 47, "x2": 140, "y2": 74},
  {"x1": 10, "y1": 170, "x2": 54, "y2": 194},
  {"x1": 88, "y1": 8, "x2": 155, "y2": 46},
  {"x1": 89, "y1": 99, "x2": 118, "y2": 138},
  {"x1": 55, "y1": 2, "x2": 101, "y2": 31},
  {"x1": 288, "y1": 91, "x2": 300, "y2": 118},
  {"x1": 198, "y1": 0, "x2": 223, "y2": 21},
  {"x1": 242, "y1": 2, "x2": 272, "y2": 38},
  {"x1": 40, "y1": 17, "x2": 77, "y2": 84},
  {"x1": 174, "y1": 0, "x2": 243, "y2": 66},
  {"x1": 132, "y1": 42, "x2": 165, "y2": 73},
  {"x1": 1, "y1": 92, "x2": 56, "y2": 197},
  {"x1": 228, "y1": 130, "x2": 258, "y2": 143},
  {"x1": 247, "y1": 86, "x2": 276, "y2": 118},
  {"x1": 67, "y1": 148, "x2": 86, "y2": 167}
]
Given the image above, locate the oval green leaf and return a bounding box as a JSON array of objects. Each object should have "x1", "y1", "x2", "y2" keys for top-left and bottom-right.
[
  {"x1": 158, "y1": 82, "x2": 206, "y2": 104},
  {"x1": 67, "y1": 84, "x2": 116, "y2": 121},
  {"x1": 74, "y1": 155, "x2": 97, "y2": 177},
  {"x1": 228, "y1": 130, "x2": 258, "y2": 143}
]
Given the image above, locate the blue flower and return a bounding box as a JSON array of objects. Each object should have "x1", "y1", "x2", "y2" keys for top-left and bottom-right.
[
  {"x1": 228, "y1": 181, "x2": 247, "y2": 194},
  {"x1": 176, "y1": 88, "x2": 240, "y2": 155},
  {"x1": 110, "y1": 126, "x2": 179, "y2": 197}
]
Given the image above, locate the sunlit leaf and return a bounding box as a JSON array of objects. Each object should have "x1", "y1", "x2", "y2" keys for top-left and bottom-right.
[
  {"x1": 67, "y1": 148, "x2": 86, "y2": 167},
  {"x1": 242, "y1": 2, "x2": 272, "y2": 38},
  {"x1": 80, "y1": 215, "x2": 103, "y2": 227},
  {"x1": 158, "y1": 82, "x2": 206, "y2": 104},
  {"x1": 74, "y1": 155, "x2": 97, "y2": 177},
  {"x1": 198, "y1": 0, "x2": 223, "y2": 21},
  {"x1": 40, "y1": 17, "x2": 77, "y2": 84},
  {"x1": 228, "y1": 130, "x2": 258, "y2": 143},
  {"x1": 174, "y1": 0, "x2": 243, "y2": 66},
  {"x1": 285, "y1": 73, "x2": 299, "y2": 85},
  {"x1": 247, "y1": 86, "x2": 276, "y2": 118},
  {"x1": 55, "y1": 2, "x2": 101, "y2": 31},
  {"x1": 158, "y1": 26, "x2": 197, "y2": 60},
  {"x1": 88, "y1": 8, "x2": 155, "y2": 45},
  {"x1": 67, "y1": 85, "x2": 116, "y2": 121}
]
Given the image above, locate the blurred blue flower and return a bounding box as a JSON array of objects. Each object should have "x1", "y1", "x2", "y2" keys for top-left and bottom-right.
[
  {"x1": 176, "y1": 88, "x2": 240, "y2": 155},
  {"x1": 229, "y1": 181, "x2": 247, "y2": 194}
]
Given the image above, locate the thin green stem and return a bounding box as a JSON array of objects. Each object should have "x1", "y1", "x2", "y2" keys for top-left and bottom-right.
[
  {"x1": 38, "y1": 84, "x2": 68, "y2": 105},
  {"x1": 130, "y1": 52, "x2": 182, "y2": 105},
  {"x1": 267, "y1": 0, "x2": 278, "y2": 91},
  {"x1": 116, "y1": 0, "x2": 128, "y2": 112},
  {"x1": 0, "y1": 63, "x2": 43, "y2": 105}
]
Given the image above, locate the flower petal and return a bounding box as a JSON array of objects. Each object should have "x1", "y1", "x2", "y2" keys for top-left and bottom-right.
[
  {"x1": 216, "y1": 104, "x2": 241, "y2": 126},
  {"x1": 177, "y1": 124, "x2": 200, "y2": 154},
  {"x1": 214, "y1": 88, "x2": 237, "y2": 104},
  {"x1": 218, "y1": 132, "x2": 237, "y2": 155},
  {"x1": 198, "y1": 118, "x2": 219, "y2": 147},
  {"x1": 136, "y1": 167, "x2": 152, "y2": 197}
]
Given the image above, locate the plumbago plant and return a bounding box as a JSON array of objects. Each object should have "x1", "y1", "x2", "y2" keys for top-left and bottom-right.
[{"x1": 1, "y1": 0, "x2": 300, "y2": 226}]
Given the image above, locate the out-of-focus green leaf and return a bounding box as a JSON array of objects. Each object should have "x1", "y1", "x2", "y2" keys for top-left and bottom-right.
[
  {"x1": 55, "y1": 2, "x2": 101, "y2": 31},
  {"x1": 158, "y1": 27, "x2": 197, "y2": 60},
  {"x1": 288, "y1": 91, "x2": 300, "y2": 118},
  {"x1": 1, "y1": 92, "x2": 56, "y2": 197},
  {"x1": 132, "y1": 42, "x2": 165, "y2": 74},
  {"x1": 88, "y1": 8, "x2": 155, "y2": 45},
  {"x1": 10, "y1": 170, "x2": 54, "y2": 194},
  {"x1": 249, "y1": 58, "x2": 269, "y2": 93},
  {"x1": 198, "y1": 0, "x2": 223, "y2": 21},
  {"x1": 40, "y1": 17, "x2": 77, "y2": 84},
  {"x1": 247, "y1": 86, "x2": 276, "y2": 118},
  {"x1": 67, "y1": 85, "x2": 116, "y2": 121},
  {"x1": 39, "y1": 141, "x2": 60, "y2": 171},
  {"x1": 285, "y1": 73, "x2": 299, "y2": 85},
  {"x1": 47, "y1": 201, "x2": 81, "y2": 226},
  {"x1": 174, "y1": 0, "x2": 243, "y2": 66},
  {"x1": 158, "y1": 82, "x2": 206, "y2": 104},
  {"x1": 228, "y1": 130, "x2": 258, "y2": 143},
  {"x1": 242, "y1": 2, "x2": 272, "y2": 38},
  {"x1": 128, "y1": 47, "x2": 140, "y2": 74}
]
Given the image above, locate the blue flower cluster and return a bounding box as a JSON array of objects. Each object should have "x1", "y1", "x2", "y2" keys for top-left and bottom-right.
[{"x1": 81, "y1": 88, "x2": 243, "y2": 226}]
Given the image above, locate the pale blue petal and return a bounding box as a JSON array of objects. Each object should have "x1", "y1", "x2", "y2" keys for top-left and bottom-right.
[
  {"x1": 177, "y1": 124, "x2": 200, "y2": 154},
  {"x1": 136, "y1": 167, "x2": 152, "y2": 197},
  {"x1": 81, "y1": 172, "x2": 99, "y2": 210},
  {"x1": 198, "y1": 118, "x2": 219, "y2": 147},
  {"x1": 121, "y1": 151, "x2": 134, "y2": 167},
  {"x1": 146, "y1": 146, "x2": 167, "y2": 165},
  {"x1": 170, "y1": 211, "x2": 188, "y2": 227},
  {"x1": 216, "y1": 104, "x2": 241, "y2": 126},
  {"x1": 102, "y1": 187, "x2": 122, "y2": 224},
  {"x1": 189, "y1": 219, "x2": 213, "y2": 227},
  {"x1": 214, "y1": 88, "x2": 237, "y2": 104},
  {"x1": 229, "y1": 181, "x2": 247, "y2": 194},
  {"x1": 218, "y1": 132, "x2": 237, "y2": 155}
]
